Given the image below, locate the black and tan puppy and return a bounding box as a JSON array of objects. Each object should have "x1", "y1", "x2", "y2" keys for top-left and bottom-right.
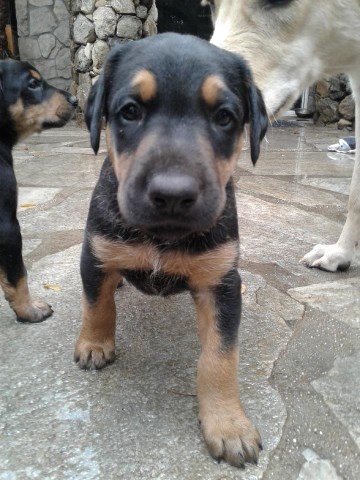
[
  {"x1": 75, "y1": 33, "x2": 267, "y2": 468},
  {"x1": 0, "y1": 59, "x2": 77, "y2": 322}
]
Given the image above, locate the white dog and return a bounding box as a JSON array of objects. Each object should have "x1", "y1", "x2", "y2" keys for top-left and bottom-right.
[{"x1": 203, "y1": 0, "x2": 360, "y2": 271}]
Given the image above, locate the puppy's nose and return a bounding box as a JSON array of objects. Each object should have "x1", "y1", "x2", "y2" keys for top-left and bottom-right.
[
  {"x1": 67, "y1": 95, "x2": 78, "y2": 107},
  {"x1": 148, "y1": 173, "x2": 199, "y2": 216}
]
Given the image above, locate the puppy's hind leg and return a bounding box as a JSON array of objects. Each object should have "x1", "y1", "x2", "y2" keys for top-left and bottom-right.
[
  {"x1": 301, "y1": 73, "x2": 360, "y2": 271},
  {"x1": 0, "y1": 168, "x2": 53, "y2": 322}
]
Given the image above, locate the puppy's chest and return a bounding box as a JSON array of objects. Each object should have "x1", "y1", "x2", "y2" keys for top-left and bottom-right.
[{"x1": 92, "y1": 235, "x2": 238, "y2": 291}]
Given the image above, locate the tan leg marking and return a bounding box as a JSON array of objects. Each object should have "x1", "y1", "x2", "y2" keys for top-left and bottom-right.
[
  {"x1": 193, "y1": 289, "x2": 262, "y2": 467},
  {"x1": 74, "y1": 271, "x2": 122, "y2": 369},
  {"x1": 0, "y1": 274, "x2": 53, "y2": 323},
  {"x1": 92, "y1": 236, "x2": 238, "y2": 289}
]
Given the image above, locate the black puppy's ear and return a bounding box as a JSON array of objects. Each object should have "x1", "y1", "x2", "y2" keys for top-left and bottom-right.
[
  {"x1": 247, "y1": 83, "x2": 268, "y2": 165},
  {"x1": 85, "y1": 71, "x2": 106, "y2": 154}
]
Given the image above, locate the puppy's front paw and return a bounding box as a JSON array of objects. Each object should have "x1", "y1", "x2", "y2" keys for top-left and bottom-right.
[
  {"x1": 16, "y1": 299, "x2": 53, "y2": 323},
  {"x1": 200, "y1": 408, "x2": 262, "y2": 468},
  {"x1": 74, "y1": 338, "x2": 115, "y2": 370}
]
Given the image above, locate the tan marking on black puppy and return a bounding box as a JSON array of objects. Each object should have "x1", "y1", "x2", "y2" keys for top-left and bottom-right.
[
  {"x1": 201, "y1": 74, "x2": 226, "y2": 107},
  {"x1": 0, "y1": 275, "x2": 53, "y2": 323},
  {"x1": 131, "y1": 69, "x2": 157, "y2": 102},
  {"x1": 92, "y1": 236, "x2": 238, "y2": 289},
  {"x1": 74, "y1": 271, "x2": 121, "y2": 370},
  {"x1": 30, "y1": 69, "x2": 41, "y2": 80},
  {"x1": 216, "y1": 136, "x2": 244, "y2": 187},
  {"x1": 193, "y1": 289, "x2": 262, "y2": 467}
]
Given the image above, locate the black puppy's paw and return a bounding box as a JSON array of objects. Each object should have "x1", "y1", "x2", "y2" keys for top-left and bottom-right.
[
  {"x1": 74, "y1": 338, "x2": 116, "y2": 370},
  {"x1": 200, "y1": 407, "x2": 262, "y2": 468},
  {"x1": 16, "y1": 299, "x2": 53, "y2": 323}
]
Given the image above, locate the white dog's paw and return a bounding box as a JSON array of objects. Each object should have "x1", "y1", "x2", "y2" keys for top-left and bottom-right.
[{"x1": 300, "y1": 244, "x2": 352, "y2": 272}]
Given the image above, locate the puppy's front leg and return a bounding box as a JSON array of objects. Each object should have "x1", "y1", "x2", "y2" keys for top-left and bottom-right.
[
  {"x1": 74, "y1": 237, "x2": 121, "y2": 370},
  {"x1": 193, "y1": 269, "x2": 262, "y2": 468}
]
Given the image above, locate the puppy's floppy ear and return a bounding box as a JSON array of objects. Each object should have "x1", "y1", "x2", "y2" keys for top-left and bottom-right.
[
  {"x1": 247, "y1": 82, "x2": 268, "y2": 165},
  {"x1": 85, "y1": 71, "x2": 106, "y2": 155},
  {"x1": 85, "y1": 44, "x2": 131, "y2": 154}
]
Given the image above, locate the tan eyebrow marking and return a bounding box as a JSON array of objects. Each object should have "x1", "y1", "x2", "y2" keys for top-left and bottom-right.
[
  {"x1": 131, "y1": 69, "x2": 157, "y2": 102},
  {"x1": 29, "y1": 69, "x2": 41, "y2": 80},
  {"x1": 201, "y1": 74, "x2": 226, "y2": 107}
]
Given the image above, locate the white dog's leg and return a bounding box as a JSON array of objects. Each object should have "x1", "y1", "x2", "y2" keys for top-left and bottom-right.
[{"x1": 301, "y1": 74, "x2": 360, "y2": 271}]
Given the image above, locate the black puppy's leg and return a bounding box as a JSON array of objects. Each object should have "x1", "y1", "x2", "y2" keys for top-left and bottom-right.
[
  {"x1": 0, "y1": 167, "x2": 52, "y2": 322},
  {"x1": 74, "y1": 235, "x2": 122, "y2": 369},
  {"x1": 192, "y1": 269, "x2": 262, "y2": 468}
]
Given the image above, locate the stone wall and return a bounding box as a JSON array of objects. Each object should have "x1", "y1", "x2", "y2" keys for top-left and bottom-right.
[
  {"x1": 15, "y1": 0, "x2": 71, "y2": 90},
  {"x1": 315, "y1": 75, "x2": 355, "y2": 130},
  {"x1": 72, "y1": 0, "x2": 158, "y2": 112}
]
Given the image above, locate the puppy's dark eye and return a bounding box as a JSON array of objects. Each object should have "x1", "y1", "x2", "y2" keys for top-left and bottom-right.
[
  {"x1": 213, "y1": 108, "x2": 234, "y2": 128},
  {"x1": 120, "y1": 102, "x2": 143, "y2": 122},
  {"x1": 28, "y1": 78, "x2": 41, "y2": 90}
]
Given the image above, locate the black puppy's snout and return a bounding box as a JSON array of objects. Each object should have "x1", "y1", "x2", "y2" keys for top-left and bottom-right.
[
  {"x1": 67, "y1": 95, "x2": 78, "y2": 107},
  {"x1": 147, "y1": 173, "x2": 199, "y2": 216}
]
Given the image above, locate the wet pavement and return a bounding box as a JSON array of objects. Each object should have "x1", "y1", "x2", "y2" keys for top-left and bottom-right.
[{"x1": 1, "y1": 119, "x2": 359, "y2": 479}]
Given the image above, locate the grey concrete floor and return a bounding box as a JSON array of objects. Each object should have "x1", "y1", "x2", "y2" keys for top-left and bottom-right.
[{"x1": 1, "y1": 119, "x2": 359, "y2": 480}]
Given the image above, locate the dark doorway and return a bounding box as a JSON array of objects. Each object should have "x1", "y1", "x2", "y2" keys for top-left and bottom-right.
[
  {"x1": 157, "y1": 0, "x2": 213, "y2": 40},
  {"x1": 0, "y1": 0, "x2": 19, "y2": 59}
]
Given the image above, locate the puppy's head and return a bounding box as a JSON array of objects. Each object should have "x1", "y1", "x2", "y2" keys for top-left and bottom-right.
[
  {"x1": 86, "y1": 33, "x2": 267, "y2": 239},
  {"x1": 0, "y1": 59, "x2": 77, "y2": 144}
]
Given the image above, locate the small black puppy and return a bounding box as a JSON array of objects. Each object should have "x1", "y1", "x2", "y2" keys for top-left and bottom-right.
[
  {"x1": 0, "y1": 59, "x2": 77, "y2": 322},
  {"x1": 75, "y1": 33, "x2": 267, "y2": 468}
]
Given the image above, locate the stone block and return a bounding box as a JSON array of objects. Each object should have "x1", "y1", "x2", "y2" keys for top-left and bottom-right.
[
  {"x1": 54, "y1": 20, "x2": 70, "y2": 46},
  {"x1": 38, "y1": 33, "x2": 56, "y2": 58},
  {"x1": 93, "y1": 7, "x2": 118, "y2": 40},
  {"x1": 15, "y1": 0, "x2": 29, "y2": 36},
  {"x1": 18, "y1": 37, "x2": 42, "y2": 60},
  {"x1": 316, "y1": 97, "x2": 339, "y2": 124},
  {"x1": 55, "y1": 47, "x2": 71, "y2": 71},
  {"x1": 92, "y1": 39, "x2": 109, "y2": 70},
  {"x1": 81, "y1": 0, "x2": 97, "y2": 14},
  {"x1": 29, "y1": 6, "x2": 57, "y2": 35},
  {"x1": 136, "y1": 5, "x2": 148, "y2": 19},
  {"x1": 31, "y1": 58, "x2": 57, "y2": 79},
  {"x1": 53, "y1": 0, "x2": 69, "y2": 21},
  {"x1": 148, "y1": 2, "x2": 157, "y2": 22},
  {"x1": 142, "y1": 15, "x2": 156, "y2": 36},
  {"x1": 29, "y1": 0, "x2": 53, "y2": 5},
  {"x1": 49, "y1": 40, "x2": 62, "y2": 59},
  {"x1": 111, "y1": 0, "x2": 136, "y2": 14},
  {"x1": 73, "y1": 13, "x2": 96, "y2": 44},
  {"x1": 116, "y1": 15, "x2": 142, "y2": 39},
  {"x1": 339, "y1": 95, "x2": 355, "y2": 120},
  {"x1": 77, "y1": 72, "x2": 92, "y2": 111},
  {"x1": 75, "y1": 46, "x2": 93, "y2": 72}
]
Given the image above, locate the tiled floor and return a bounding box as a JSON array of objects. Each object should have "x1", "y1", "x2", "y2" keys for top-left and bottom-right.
[{"x1": 1, "y1": 119, "x2": 359, "y2": 479}]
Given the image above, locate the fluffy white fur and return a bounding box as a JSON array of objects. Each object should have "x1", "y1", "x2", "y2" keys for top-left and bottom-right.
[{"x1": 205, "y1": 0, "x2": 360, "y2": 271}]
